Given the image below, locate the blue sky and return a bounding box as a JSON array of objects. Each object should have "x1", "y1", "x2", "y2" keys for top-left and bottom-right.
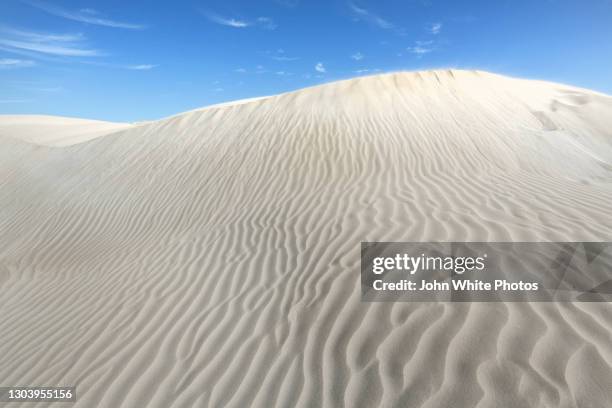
[{"x1": 1, "y1": 0, "x2": 611, "y2": 122}]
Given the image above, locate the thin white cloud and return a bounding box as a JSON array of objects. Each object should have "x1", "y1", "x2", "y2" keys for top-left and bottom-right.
[
  {"x1": 226, "y1": 20, "x2": 249, "y2": 28},
  {"x1": 233, "y1": 66, "x2": 263, "y2": 74},
  {"x1": 203, "y1": 12, "x2": 277, "y2": 30},
  {"x1": 408, "y1": 48, "x2": 432, "y2": 55},
  {"x1": 354, "y1": 68, "x2": 381, "y2": 74},
  {"x1": 23, "y1": 1, "x2": 145, "y2": 29},
  {"x1": 70, "y1": 60, "x2": 158, "y2": 71},
  {"x1": 127, "y1": 64, "x2": 157, "y2": 70},
  {"x1": 267, "y1": 49, "x2": 299, "y2": 61},
  {"x1": 0, "y1": 58, "x2": 36, "y2": 68},
  {"x1": 79, "y1": 8, "x2": 98, "y2": 15},
  {"x1": 1, "y1": 28, "x2": 84, "y2": 43},
  {"x1": 205, "y1": 12, "x2": 250, "y2": 28},
  {"x1": 0, "y1": 27, "x2": 103, "y2": 57},
  {"x1": 407, "y1": 40, "x2": 434, "y2": 56},
  {"x1": 348, "y1": 1, "x2": 401, "y2": 33},
  {"x1": 257, "y1": 17, "x2": 277, "y2": 30},
  {"x1": 0, "y1": 39, "x2": 101, "y2": 56},
  {"x1": 351, "y1": 52, "x2": 364, "y2": 61},
  {"x1": 430, "y1": 22, "x2": 442, "y2": 34},
  {"x1": 272, "y1": 55, "x2": 299, "y2": 61},
  {"x1": 315, "y1": 62, "x2": 326, "y2": 73}
]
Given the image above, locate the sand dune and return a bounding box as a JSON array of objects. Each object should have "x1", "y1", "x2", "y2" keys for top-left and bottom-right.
[
  {"x1": 1, "y1": 70, "x2": 612, "y2": 407},
  {"x1": 0, "y1": 115, "x2": 132, "y2": 146}
]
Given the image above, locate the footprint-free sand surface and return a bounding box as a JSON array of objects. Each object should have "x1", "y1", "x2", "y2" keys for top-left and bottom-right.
[
  {"x1": 0, "y1": 115, "x2": 132, "y2": 147},
  {"x1": 1, "y1": 70, "x2": 612, "y2": 407}
]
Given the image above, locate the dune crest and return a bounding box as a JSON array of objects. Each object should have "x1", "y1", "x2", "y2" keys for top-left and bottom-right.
[{"x1": 1, "y1": 70, "x2": 612, "y2": 407}]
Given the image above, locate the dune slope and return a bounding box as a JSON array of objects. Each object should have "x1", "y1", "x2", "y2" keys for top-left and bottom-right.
[
  {"x1": 0, "y1": 115, "x2": 132, "y2": 146},
  {"x1": 1, "y1": 70, "x2": 612, "y2": 407}
]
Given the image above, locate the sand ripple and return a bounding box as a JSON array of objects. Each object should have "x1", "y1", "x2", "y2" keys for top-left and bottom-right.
[{"x1": 1, "y1": 70, "x2": 612, "y2": 407}]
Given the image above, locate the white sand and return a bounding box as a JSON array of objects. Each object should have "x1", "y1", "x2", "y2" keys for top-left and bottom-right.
[
  {"x1": 1, "y1": 70, "x2": 612, "y2": 407},
  {"x1": 0, "y1": 115, "x2": 132, "y2": 146}
]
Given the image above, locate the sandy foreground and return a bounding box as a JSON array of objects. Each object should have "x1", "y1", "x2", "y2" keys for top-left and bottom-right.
[{"x1": 1, "y1": 70, "x2": 612, "y2": 407}]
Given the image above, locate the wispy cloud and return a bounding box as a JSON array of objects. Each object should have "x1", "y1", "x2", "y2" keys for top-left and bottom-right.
[
  {"x1": 204, "y1": 12, "x2": 250, "y2": 28},
  {"x1": 1, "y1": 28, "x2": 84, "y2": 43},
  {"x1": 430, "y1": 22, "x2": 442, "y2": 34},
  {"x1": 267, "y1": 48, "x2": 299, "y2": 61},
  {"x1": 406, "y1": 40, "x2": 434, "y2": 56},
  {"x1": 315, "y1": 62, "x2": 326, "y2": 73},
  {"x1": 348, "y1": 2, "x2": 403, "y2": 34},
  {"x1": 127, "y1": 64, "x2": 157, "y2": 70},
  {"x1": 22, "y1": 1, "x2": 145, "y2": 30},
  {"x1": 77, "y1": 60, "x2": 158, "y2": 70},
  {"x1": 234, "y1": 64, "x2": 294, "y2": 76},
  {"x1": 0, "y1": 58, "x2": 36, "y2": 68},
  {"x1": 257, "y1": 17, "x2": 277, "y2": 30},
  {"x1": 0, "y1": 27, "x2": 103, "y2": 57},
  {"x1": 203, "y1": 11, "x2": 277, "y2": 30},
  {"x1": 272, "y1": 55, "x2": 298, "y2": 61},
  {"x1": 351, "y1": 51, "x2": 364, "y2": 61},
  {"x1": 79, "y1": 8, "x2": 98, "y2": 15},
  {"x1": 354, "y1": 68, "x2": 381, "y2": 74}
]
